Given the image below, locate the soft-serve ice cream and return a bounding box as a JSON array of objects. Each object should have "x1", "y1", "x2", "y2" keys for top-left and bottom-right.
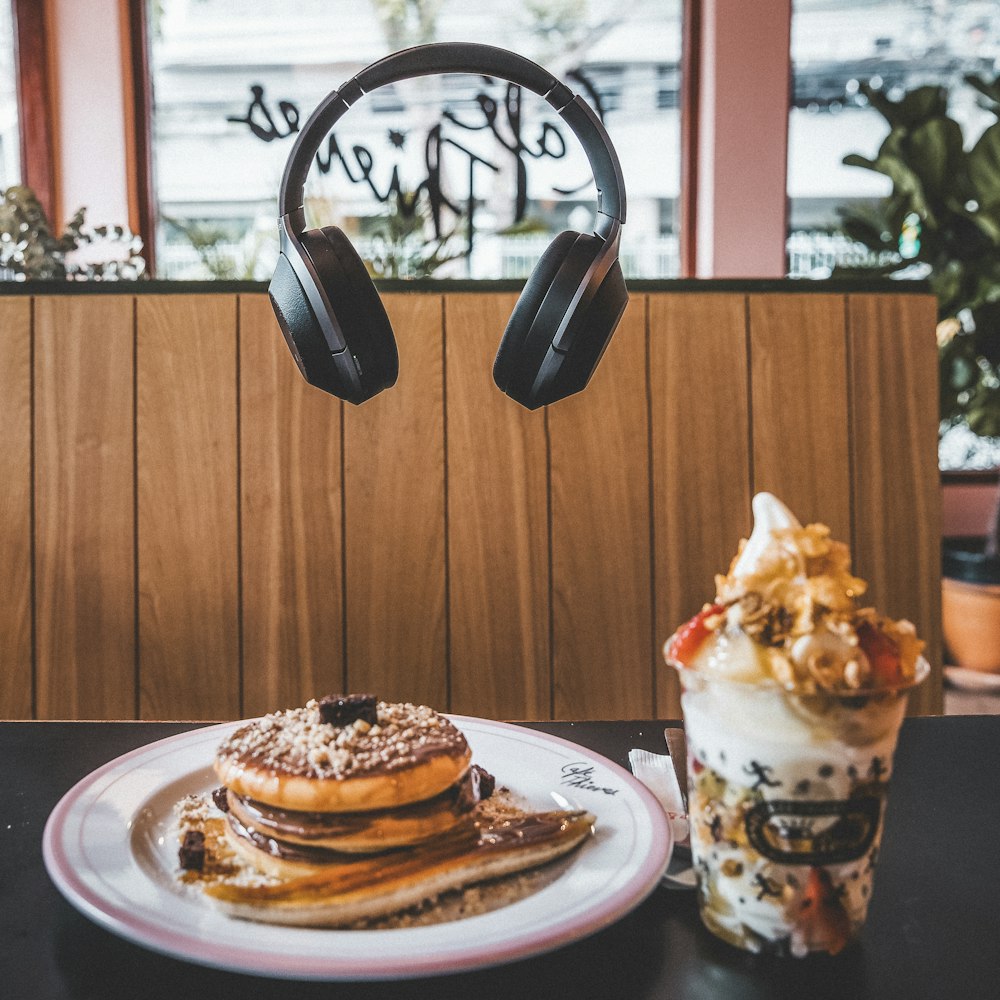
[
  {"x1": 665, "y1": 493, "x2": 927, "y2": 956},
  {"x1": 670, "y1": 492, "x2": 924, "y2": 692}
]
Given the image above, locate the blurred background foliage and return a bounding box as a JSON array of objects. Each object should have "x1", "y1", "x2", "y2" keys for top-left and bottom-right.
[{"x1": 837, "y1": 73, "x2": 1000, "y2": 441}]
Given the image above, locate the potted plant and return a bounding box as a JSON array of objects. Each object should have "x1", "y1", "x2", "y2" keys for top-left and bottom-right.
[
  {"x1": 836, "y1": 75, "x2": 1000, "y2": 672},
  {"x1": 0, "y1": 184, "x2": 145, "y2": 280}
]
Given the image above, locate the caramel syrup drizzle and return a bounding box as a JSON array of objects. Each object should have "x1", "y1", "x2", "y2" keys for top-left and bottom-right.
[{"x1": 206, "y1": 810, "x2": 594, "y2": 905}]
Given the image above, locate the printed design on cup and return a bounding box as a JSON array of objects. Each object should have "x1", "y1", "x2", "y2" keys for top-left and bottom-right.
[
  {"x1": 687, "y1": 749, "x2": 889, "y2": 958},
  {"x1": 744, "y1": 793, "x2": 883, "y2": 865}
]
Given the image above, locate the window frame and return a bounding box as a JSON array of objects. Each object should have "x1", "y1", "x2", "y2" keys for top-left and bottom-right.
[
  {"x1": 11, "y1": 0, "x2": 58, "y2": 222},
  {"x1": 123, "y1": 0, "x2": 156, "y2": 275},
  {"x1": 127, "y1": 0, "x2": 694, "y2": 280}
]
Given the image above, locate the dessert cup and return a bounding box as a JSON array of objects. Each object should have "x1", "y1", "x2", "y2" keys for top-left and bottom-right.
[{"x1": 668, "y1": 656, "x2": 929, "y2": 957}]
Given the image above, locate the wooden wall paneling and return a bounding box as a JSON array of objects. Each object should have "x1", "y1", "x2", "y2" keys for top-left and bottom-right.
[
  {"x1": 445, "y1": 294, "x2": 550, "y2": 720},
  {"x1": 34, "y1": 297, "x2": 135, "y2": 719},
  {"x1": 0, "y1": 298, "x2": 32, "y2": 718},
  {"x1": 549, "y1": 297, "x2": 652, "y2": 719},
  {"x1": 748, "y1": 294, "x2": 852, "y2": 540},
  {"x1": 650, "y1": 293, "x2": 752, "y2": 719},
  {"x1": 136, "y1": 296, "x2": 239, "y2": 719},
  {"x1": 847, "y1": 294, "x2": 943, "y2": 715},
  {"x1": 18, "y1": 288, "x2": 944, "y2": 722},
  {"x1": 344, "y1": 294, "x2": 447, "y2": 707},
  {"x1": 239, "y1": 295, "x2": 343, "y2": 716}
]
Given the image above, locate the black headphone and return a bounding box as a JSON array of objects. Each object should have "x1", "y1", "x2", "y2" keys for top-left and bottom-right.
[{"x1": 269, "y1": 42, "x2": 628, "y2": 410}]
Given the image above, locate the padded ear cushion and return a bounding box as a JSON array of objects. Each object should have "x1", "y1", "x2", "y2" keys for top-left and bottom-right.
[
  {"x1": 493, "y1": 230, "x2": 579, "y2": 392},
  {"x1": 299, "y1": 226, "x2": 398, "y2": 398},
  {"x1": 538, "y1": 257, "x2": 628, "y2": 406},
  {"x1": 269, "y1": 250, "x2": 344, "y2": 395}
]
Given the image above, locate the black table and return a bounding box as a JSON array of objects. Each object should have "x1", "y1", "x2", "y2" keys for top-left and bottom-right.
[{"x1": 3, "y1": 717, "x2": 996, "y2": 1000}]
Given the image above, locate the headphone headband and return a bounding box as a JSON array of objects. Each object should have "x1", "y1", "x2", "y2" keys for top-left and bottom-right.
[{"x1": 277, "y1": 42, "x2": 626, "y2": 230}]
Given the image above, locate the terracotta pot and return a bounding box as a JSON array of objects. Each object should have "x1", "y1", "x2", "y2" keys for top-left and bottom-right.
[{"x1": 942, "y1": 538, "x2": 1000, "y2": 673}]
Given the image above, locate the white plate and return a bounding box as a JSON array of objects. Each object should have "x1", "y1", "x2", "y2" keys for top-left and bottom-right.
[
  {"x1": 945, "y1": 666, "x2": 1000, "y2": 692},
  {"x1": 43, "y1": 717, "x2": 671, "y2": 980}
]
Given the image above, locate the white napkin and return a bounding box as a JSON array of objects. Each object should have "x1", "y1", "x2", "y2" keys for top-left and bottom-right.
[{"x1": 628, "y1": 748, "x2": 690, "y2": 845}]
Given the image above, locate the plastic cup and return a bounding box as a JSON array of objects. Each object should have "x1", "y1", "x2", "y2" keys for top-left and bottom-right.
[{"x1": 668, "y1": 656, "x2": 929, "y2": 957}]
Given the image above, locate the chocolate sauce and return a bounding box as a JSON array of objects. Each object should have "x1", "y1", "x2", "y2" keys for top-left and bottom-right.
[
  {"x1": 226, "y1": 812, "x2": 378, "y2": 864},
  {"x1": 472, "y1": 764, "x2": 496, "y2": 800},
  {"x1": 227, "y1": 767, "x2": 479, "y2": 842},
  {"x1": 209, "y1": 811, "x2": 594, "y2": 903},
  {"x1": 178, "y1": 830, "x2": 206, "y2": 870},
  {"x1": 225, "y1": 808, "x2": 592, "y2": 876},
  {"x1": 318, "y1": 694, "x2": 378, "y2": 726}
]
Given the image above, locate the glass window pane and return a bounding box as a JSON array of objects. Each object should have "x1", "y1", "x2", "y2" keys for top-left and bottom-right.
[
  {"x1": 787, "y1": 0, "x2": 999, "y2": 277},
  {"x1": 788, "y1": 0, "x2": 1000, "y2": 469},
  {"x1": 147, "y1": 0, "x2": 682, "y2": 280},
  {"x1": 0, "y1": 0, "x2": 20, "y2": 188}
]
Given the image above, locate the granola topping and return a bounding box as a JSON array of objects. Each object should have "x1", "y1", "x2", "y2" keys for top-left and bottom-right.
[{"x1": 669, "y1": 494, "x2": 924, "y2": 693}]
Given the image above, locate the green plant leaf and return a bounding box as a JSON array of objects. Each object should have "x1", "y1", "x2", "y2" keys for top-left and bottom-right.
[
  {"x1": 944, "y1": 348, "x2": 980, "y2": 392},
  {"x1": 970, "y1": 301, "x2": 1000, "y2": 366},
  {"x1": 966, "y1": 387, "x2": 1000, "y2": 437},
  {"x1": 968, "y1": 121, "x2": 1000, "y2": 200},
  {"x1": 966, "y1": 198, "x2": 1000, "y2": 245},
  {"x1": 932, "y1": 261, "x2": 968, "y2": 320},
  {"x1": 861, "y1": 82, "x2": 948, "y2": 128},
  {"x1": 964, "y1": 73, "x2": 1000, "y2": 111},
  {"x1": 842, "y1": 153, "x2": 879, "y2": 172},
  {"x1": 837, "y1": 217, "x2": 893, "y2": 250},
  {"x1": 896, "y1": 118, "x2": 967, "y2": 210},
  {"x1": 874, "y1": 148, "x2": 933, "y2": 222}
]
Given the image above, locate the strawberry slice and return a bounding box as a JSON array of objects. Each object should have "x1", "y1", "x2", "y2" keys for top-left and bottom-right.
[
  {"x1": 857, "y1": 621, "x2": 903, "y2": 686},
  {"x1": 668, "y1": 604, "x2": 724, "y2": 666},
  {"x1": 799, "y1": 867, "x2": 852, "y2": 955}
]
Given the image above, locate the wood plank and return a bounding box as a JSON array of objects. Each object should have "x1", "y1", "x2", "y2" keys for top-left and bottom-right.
[
  {"x1": 238, "y1": 294, "x2": 344, "y2": 716},
  {"x1": 749, "y1": 294, "x2": 852, "y2": 541},
  {"x1": 445, "y1": 294, "x2": 550, "y2": 720},
  {"x1": 34, "y1": 296, "x2": 135, "y2": 719},
  {"x1": 549, "y1": 297, "x2": 652, "y2": 719},
  {"x1": 847, "y1": 294, "x2": 943, "y2": 715},
  {"x1": 136, "y1": 296, "x2": 239, "y2": 720},
  {"x1": 0, "y1": 298, "x2": 32, "y2": 719},
  {"x1": 650, "y1": 293, "x2": 752, "y2": 719},
  {"x1": 343, "y1": 294, "x2": 446, "y2": 707}
]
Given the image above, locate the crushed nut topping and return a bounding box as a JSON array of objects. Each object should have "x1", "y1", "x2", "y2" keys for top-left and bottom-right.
[
  {"x1": 708, "y1": 523, "x2": 924, "y2": 693},
  {"x1": 216, "y1": 700, "x2": 468, "y2": 779}
]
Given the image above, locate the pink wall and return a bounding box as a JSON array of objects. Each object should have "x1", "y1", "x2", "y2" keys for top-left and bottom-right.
[
  {"x1": 942, "y1": 482, "x2": 998, "y2": 538},
  {"x1": 48, "y1": 0, "x2": 130, "y2": 228},
  {"x1": 696, "y1": 0, "x2": 792, "y2": 277}
]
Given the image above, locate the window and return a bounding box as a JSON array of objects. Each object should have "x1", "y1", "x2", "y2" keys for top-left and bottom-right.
[
  {"x1": 146, "y1": 0, "x2": 682, "y2": 280},
  {"x1": 788, "y1": 0, "x2": 1000, "y2": 469},
  {"x1": 787, "y1": 0, "x2": 999, "y2": 277},
  {"x1": 0, "y1": 0, "x2": 19, "y2": 188}
]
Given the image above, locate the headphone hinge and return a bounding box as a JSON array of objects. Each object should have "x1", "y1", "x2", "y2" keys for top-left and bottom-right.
[
  {"x1": 337, "y1": 78, "x2": 365, "y2": 106},
  {"x1": 594, "y1": 212, "x2": 619, "y2": 242},
  {"x1": 543, "y1": 80, "x2": 573, "y2": 112}
]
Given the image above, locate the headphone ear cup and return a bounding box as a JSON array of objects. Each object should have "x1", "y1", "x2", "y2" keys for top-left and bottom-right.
[
  {"x1": 300, "y1": 226, "x2": 398, "y2": 400},
  {"x1": 545, "y1": 255, "x2": 628, "y2": 403},
  {"x1": 269, "y1": 250, "x2": 348, "y2": 397},
  {"x1": 493, "y1": 230, "x2": 578, "y2": 393},
  {"x1": 497, "y1": 230, "x2": 628, "y2": 409}
]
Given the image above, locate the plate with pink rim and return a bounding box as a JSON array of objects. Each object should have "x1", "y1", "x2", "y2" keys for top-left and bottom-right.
[
  {"x1": 43, "y1": 716, "x2": 671, "y2": 981},
  {"x1": 944, "y1": 666, "x2": 1000, "y2": 692}
]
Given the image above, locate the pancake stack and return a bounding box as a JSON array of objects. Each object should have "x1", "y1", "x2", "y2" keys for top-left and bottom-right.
[
  {"x1": 213, "y1": 694, "x2": 479, "y2": 875},
  {"x1": 202, "y1": 694, "x2": 593, "y2": 926}
]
